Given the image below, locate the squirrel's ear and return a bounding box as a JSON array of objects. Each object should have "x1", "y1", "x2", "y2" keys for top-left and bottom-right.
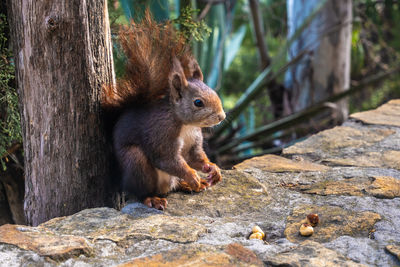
[
  {"x1": 187, "y1": 57, "x2": 204, "y2": 81},
  {"x1": 169, "y1": 58, "x2": 188, "y2": 102}
]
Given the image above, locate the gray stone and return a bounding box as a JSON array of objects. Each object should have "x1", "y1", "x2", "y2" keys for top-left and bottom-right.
[
  {"x1": 263, "y1": 241, "x2": 366, "y2": 267},
  {"x1": 121, "y1": 202, "x2": 163, "y2": 219},
  {"x1": 1, "y1": 100, "x2": 400, "y2": 266},
  {"x1": 350, "y1": 99, "x2": 400, "y2": 127},
  {"x1": 0, "y1": 244, "x2": 49, "y2": 267}
]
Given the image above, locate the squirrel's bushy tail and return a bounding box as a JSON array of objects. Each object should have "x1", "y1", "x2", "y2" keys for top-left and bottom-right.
[{"x1": 102, "y1": 11, "x2": 191, "y2": 110}]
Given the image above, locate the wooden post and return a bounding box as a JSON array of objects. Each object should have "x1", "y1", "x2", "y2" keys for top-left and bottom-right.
[{"x1": 7, "y1": 0, "x2": 116, "y2": 226}]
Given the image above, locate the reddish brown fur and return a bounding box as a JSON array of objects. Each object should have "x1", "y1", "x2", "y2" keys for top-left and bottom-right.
[
  {"x1": 101, "y1": 11, "x2": 192, "y2": 110},
  {"x1": 102, "y1": 11, "x2": 225, "y2": 210}
]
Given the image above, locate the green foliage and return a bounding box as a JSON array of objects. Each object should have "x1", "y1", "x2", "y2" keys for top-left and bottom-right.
[
  {"x1": 220, "y1": 0, "x2": 287, "y2": 129},
  {"x1": 108, "y1": 1, "x2": 129, "y2": 78},
  {"x1": 119, "y1": 0, "x2": 169, "y2": 22},
  {"x1": 218, "y1": 0, "x2": 325, "y2": 135},
  {"x1": 0, "y1": 14, "x2": 21, "y2": 170},
  {"x1": 221, "y1": 43, "x2": 259, "y2": 102},
  {"x1": 172, "y1": 6, "x2": 211, "y2": 42},
  {"x1": 349, "y1": 1, "x2": 400, "y2": 113},
  {"x1": 111, "y1": 2, "x2": 212, "y2": 78}
]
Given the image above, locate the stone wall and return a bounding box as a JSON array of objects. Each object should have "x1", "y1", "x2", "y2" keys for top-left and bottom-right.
[{"x1": 1, "y1": 100, "x2": 400, "y2": 266}]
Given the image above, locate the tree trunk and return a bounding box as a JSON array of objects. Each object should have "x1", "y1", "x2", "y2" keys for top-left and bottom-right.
[
  {"x1": 284, "y1": 0, "x2": 352, "y2": 120},
  {"x1": 7, "y1": 0, "x2": 116, "y2": 226}
]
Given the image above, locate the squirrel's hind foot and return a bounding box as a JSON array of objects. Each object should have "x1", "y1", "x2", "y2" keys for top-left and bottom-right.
[
  {"x1": 179, "y1": 178, "x2": 209, "y2": 193},
  {"x1": 143, "y1": 197, "x2": 168, "y2": 211}
]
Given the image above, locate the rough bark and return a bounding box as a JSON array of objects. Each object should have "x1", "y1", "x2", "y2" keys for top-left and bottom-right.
[
  {"x1": 7, "y1": 0, "x2": 116, "y2": 226},
  {"x1": 284, "y1": 0, "x2": 352, "y2": 120}
]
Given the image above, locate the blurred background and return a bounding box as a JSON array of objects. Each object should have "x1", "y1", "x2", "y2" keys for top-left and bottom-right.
[
  {"x1": 108, "y1": 0, "x2": 400, "y2": 167},
  {"x1": 1, "y1": 0, "x2": 400, "y2": 223}
]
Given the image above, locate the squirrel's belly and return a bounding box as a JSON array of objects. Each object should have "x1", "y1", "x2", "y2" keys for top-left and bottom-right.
[{"x1": 156, "y1": 169, "x2": 179, "y2": 194}]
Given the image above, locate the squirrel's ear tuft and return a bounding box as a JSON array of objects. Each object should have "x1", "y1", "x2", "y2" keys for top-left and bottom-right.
[
  {"x1": 189, "y1": 58, "x2": 204, "y2": 81},
  {"x1": 183, "y1": 57, "x2": 204, "y2": 81},
  {"x1": 169, "y1": 58, "x2": 188, "y2": 102}
]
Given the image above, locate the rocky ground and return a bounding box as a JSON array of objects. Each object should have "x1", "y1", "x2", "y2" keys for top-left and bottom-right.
[{"x1": 1, "y1": 100, "x2": 400, "y2": 266}]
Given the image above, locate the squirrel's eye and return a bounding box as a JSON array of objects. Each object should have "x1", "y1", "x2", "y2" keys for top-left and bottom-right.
[{"x1": 194, "y1": 99, "x2": 204, "y2": 107}]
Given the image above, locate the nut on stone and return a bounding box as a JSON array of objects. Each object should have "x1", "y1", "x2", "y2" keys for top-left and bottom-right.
[
  {"x1": 249, "y1": 232, "x2": 264, "y2": 240},
  {"x1": 252, "y1": 225, "x2": 265, "y2": 238},
  {"x1": 299, "y1": 223, "x2": 314, "y2": 236},
  {"x1": 306, "y1": 213, "x2": 319, "y2": 226}
]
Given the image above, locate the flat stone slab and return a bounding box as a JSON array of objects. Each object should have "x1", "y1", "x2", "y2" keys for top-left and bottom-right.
[
  {"x1": 351, "y1": 99, "x2": 400, "y2": 127},
  {"x1": 321, "y1": 150, "x2": 400, "y2": 169},
  {"x1": 117, "y1": 243, "x2": 264, "y2": 267},
  {"x1": 234, "y1": 154, "x2": 329, "y2": 173},
  {"x1": 0, "y1": 224, "x2": 91, "y2": 260},
  {"x1": 284, "y1": 205, "x2": 381, "y2": 243},
  {"x1": 165, "y1": 170, "x2": 270, "y2": 218},
  {"x1": 289, "y1": 176, "x2": 400, "y2": 199},
  {"x1": 386, "y1": 244, "x2": 400, "y2": 261},
  {"x1": 283, "y1": 126, "x2": 395, "y2": 156},
  {"x1": 1, "y1": 100, "x2": 400, "y2": 266},
  {"x1": 39, "y1": 207, "x2": 207, "y2": 244},
  {"x1": 264, "y1": 241, "x2": 366, "y2": 267}
]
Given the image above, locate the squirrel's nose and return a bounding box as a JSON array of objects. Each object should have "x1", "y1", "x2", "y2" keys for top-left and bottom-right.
[{"x1": 217, "y1": 112, "x2": 226, "y2": 122}]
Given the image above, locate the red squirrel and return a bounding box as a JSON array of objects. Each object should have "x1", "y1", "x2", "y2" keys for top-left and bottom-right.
[{"x1": 102, "y1": 12, "x2": 225, "y2": 210}]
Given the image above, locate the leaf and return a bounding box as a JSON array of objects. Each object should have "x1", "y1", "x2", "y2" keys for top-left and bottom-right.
[
  {"x1": 224, "y1": 24, "x2": 247, "y2": 71},
  {"x1": 118, "y1": 0, "x2": 169, "y2": 22},
  {"x1": 119, "y1": 0, "x2": 134, "y2": 20},
  {"x1": 205, "y1": 4, "x2": 235, "y2": 88}
]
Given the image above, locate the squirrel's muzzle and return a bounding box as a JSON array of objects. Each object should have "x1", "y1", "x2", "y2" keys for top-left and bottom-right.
[{"x1": 217, "y1": 112, "x2": 226, "y2": 122}]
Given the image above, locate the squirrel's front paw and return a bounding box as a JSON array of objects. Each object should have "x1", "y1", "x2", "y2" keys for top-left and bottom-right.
[
  {"x1": 184, "y1": 172, "x2": 201, "y2": 191},
  {"x1": 203, "y1": 162, "x2": 222, "y2": 185},
  {"x1": 179, "y1": 178, "x2": 209, "y2": 193}
]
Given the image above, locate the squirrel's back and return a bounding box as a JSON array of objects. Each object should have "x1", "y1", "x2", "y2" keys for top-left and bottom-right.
[{"x1": 112, "y1": 97, "x2": 176, "y2": 147}]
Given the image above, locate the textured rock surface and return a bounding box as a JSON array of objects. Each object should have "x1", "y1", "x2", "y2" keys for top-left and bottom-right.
[
  {"x1": 0, "y1": 100, "x2": 400, "y2": 266},
  {"x1": 39, "y1": 208, "x2": 207, "y2": 244},
  {"x1": 350, "y1": 99, "x2": 400, "y2": 127},
  {"x1": 234, "y1": 154, "x2": 330, "y2": 173},
  {"x1": 165, "y1": 170, "x2": 270, "y2": 218},
  {"x1": 264, "y1": 241, "x2": 366, "y2": 267},
  {"x1": 289, "y1": 176, "x2": 400, "y2": 199},
  {"x1": 0, "y1": 224, "x2": 91, "y2": 260},
  {"x1": 284, "y1": 205, "x2": 381, "y2": 243},
  {"x1": 117, "y1": 243, "x2": 264, "y2": 267},
  {"x1": 386, "y1": 244, "x2": 400, "y2": 261},
  {"x1": 283, "y1": 126, "x2": 396, "y2": 156}
]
